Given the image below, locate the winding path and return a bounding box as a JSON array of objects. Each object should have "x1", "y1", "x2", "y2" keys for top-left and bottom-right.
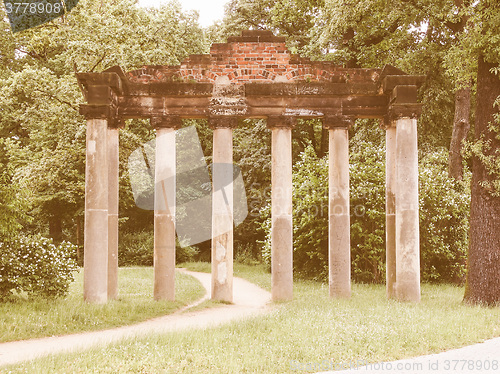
[
  {"x1": 0, "y1": 270, "x2": 272, "y2": 367},
  {"x1": 1, "y1": 271, "x2": 498, "y2": 372}
]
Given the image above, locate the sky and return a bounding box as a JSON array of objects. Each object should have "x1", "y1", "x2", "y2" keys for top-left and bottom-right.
[{"x1": 138, "y1": 0, "x2": 228, "y2": 27}]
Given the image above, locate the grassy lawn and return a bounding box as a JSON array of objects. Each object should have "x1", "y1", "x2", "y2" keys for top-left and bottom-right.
[
  {"x1": 5, "y1": 262, "x2": 500, "y2": 373},
  {"x1": 0, "y1": 267, "x2": 205, "y2": 343}
]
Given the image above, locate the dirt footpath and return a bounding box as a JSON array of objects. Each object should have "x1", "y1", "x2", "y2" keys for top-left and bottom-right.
[{"x1": 0, "y1": 269, "x2": 272, "y2": 367}]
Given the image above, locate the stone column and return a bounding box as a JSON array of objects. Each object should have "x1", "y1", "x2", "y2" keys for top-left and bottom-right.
[
  {"x1": 395, "y1": 117, "x2": 420, "y2": 302},
  {"x1": 385, "y1": 122, "x2": 397, "y2": 299},
  {"x1": 107, "y1": 126, "x2": 119, "y2": 300},
  {"x1": 152, "y1": 117, "x2": 179, "y2": 301},
  {"x1": 324, "y1": 116, "x2": 352, "y2": 299},
  {"x1": 210, "y1": 117, "x2": 237, "y2": 303},
  {"x1": 268, "y1": 116, "x2": 295, "y2": 302},
  {"x1": 83, "y1": 118, "x2": 109, "y2": 304}
]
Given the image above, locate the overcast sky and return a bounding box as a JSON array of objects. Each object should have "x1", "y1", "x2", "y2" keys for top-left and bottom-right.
[{"x1": 138, "y1": 0, "x2": 228, "y2": 27}]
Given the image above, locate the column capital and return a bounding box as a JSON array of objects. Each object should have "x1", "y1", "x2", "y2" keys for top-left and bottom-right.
[
  {"x1": 208, "y1": 116, "x2": 240, "y2": 129},
  {"x1": 322, "y1": 115, "x2": 355, "y2": 130},
  {"x1": 151, "y1": 116, "x2": 182, "y2": 129},
  {"x1": 80, "y1": 104, "x2": 123, "y2": 128},
  {"x1": 383, "y1": 104, "x2": 422, "y2": 128},
  {"x1": 266, "y1": 115, "x2": 297, "y2": 129}
]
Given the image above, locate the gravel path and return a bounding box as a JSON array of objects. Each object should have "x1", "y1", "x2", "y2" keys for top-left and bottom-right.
[{"x1": 0, "y1": 269, "x2": 272, "y2": 367}]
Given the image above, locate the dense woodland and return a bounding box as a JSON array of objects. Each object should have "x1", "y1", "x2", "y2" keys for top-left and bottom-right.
[{"x1": 0, "y1": 0, "x2": 499, "y2": 304}]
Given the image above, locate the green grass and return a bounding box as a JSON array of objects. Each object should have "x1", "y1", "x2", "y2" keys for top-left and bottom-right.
[
  {"x1": 0, "y1": 267, "x2": 205, "y2": 343},
  {"x1": 4, "y1": 262, "x2": 500, "y2": 373}
]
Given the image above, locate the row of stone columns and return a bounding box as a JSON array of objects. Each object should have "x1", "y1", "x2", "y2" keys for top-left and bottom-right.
[
  {"x1": 324, "y1": 115, "x2": 420, "y2": 302},
  {"x1": 83, "y1": 114, "x2": 420, "y2": 304}
]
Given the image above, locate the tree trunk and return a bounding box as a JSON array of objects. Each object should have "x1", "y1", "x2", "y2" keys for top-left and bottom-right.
[
  {"x1": 463, "y1": 55, "x2": 500, "y2": 306},
  {"x1": 76, "y1": 216, "x2": 82, "y2": 263},
  {"x1": 449, "y1": 85, "x2": 471, "y2": 180},
  {"x1": 49, "y1": 215, "x2": 63, "y2": 244},
  {"x1": 319, "y1": 127, "x2": 328, "y2": 158},
  {"x1": 307, "y1": 120, "x2": 316, "y2": 154}
]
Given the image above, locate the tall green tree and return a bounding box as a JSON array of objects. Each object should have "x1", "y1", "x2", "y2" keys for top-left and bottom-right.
[
  {"x1": 460, "y1": 1, "x2": 500, "y2": 305},
  {"x1": 0, "y1": 0, "x2": 206, "y2": 242}
]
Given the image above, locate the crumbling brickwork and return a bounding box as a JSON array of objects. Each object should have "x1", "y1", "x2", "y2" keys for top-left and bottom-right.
[{"x1": 127, "y1": 30, "x2": 377, "y2": 84}]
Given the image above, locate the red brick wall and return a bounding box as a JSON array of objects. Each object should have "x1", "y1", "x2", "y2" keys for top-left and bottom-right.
[{"x1": 127, "y1": 30, "x2": 378, "y2": 84}]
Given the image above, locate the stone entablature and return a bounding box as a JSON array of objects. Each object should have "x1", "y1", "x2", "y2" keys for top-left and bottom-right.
[{"x1": 77, "y1": 30, "x2": 425, "y2": 125}]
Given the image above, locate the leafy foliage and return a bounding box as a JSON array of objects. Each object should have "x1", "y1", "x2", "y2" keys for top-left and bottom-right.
[
  {"x1": 0, "y1": 139, "x2": 30, "y2": 239},
  {"x1": 419, "y1": 149, "x2": 470, "y2": 283},
  {"x1": 0, "y1": 0, "x2": 207, "y2": 242},
  {"x1": 348, "y1": 123, "x2": 386, "y2": 283},
  {"x1": 0, "y1": 236, "x2": 79, "y2": 300},
  {"x1": 118, "y1": 231, "x2": 199, "y2": 267},
  {"x1": 233, "y1": 119, "x2": 271, "y2": 259},
  {"x1": 215, "y1": 0, "x2": 324, "y2": 55}
]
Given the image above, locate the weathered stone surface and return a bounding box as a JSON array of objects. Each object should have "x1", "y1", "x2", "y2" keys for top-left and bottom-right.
[
  {"x1": 84, "y1": 118, "x2": 108, "y2": 304},
  {"x1": 211, "y1": 127, "x2": 234, "y2": 302},
  {"x1": 208, "y1": 116, "x2": 240, "y2": 129},
  {"x1": 150, "y1": 116, "x2": 182, "y2": 129},
  {"x1": 390, "y1": 85, "x2": 418, "y2": 104},
  {"x1": 107, "y1": 128, "x2": 119, "y2": 300},
  {"x1": 154, "y1": 128, "x2": 176, "y2": 301},
  {"x1": 267, "y1": 115, "x2": 297, "y2": 129},
  {"x1": 322, "y1": 115, "x2": 354, "y2": 129},
  {"x1": 385, "y1": 126, "x2": 397, "y2": 299},
  {"x1": 271, "y1": 126, "x2": 293, "y2": 301},
  {"x1": 386, "y1": 103, "x2": 423, "y2": 121},
  {"x1": 395, "y1": 118, "x2": 420, "y2": 303},
  {"x1": 76, "y1": 31, "x2": 424, "y2": 125},
  {"x1": 380, "y1": 75, "x2": 426, "y2": 94},
  {"x1": 80, "y1": 104, "x2": 116, "y2": 120},
  {"x1": 245, "y1": 83, "x2": 351, "y2": 96},
  {"x1": 77, "y1": 72, "x2": 123, "y2": 95},
  {"x1": 328, "y1": 128, "x2": 351, "y2": 299}
]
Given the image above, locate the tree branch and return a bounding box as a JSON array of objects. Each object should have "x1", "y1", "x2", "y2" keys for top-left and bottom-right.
[
  {"x1": 89, "y1": 52, "x2": 107, "y2": 73},
  {"x1": 363, "y1": 20, "x2": 401, "y2": 46},
  {"x1": 15, "y1": 48, "x2": 45, "y2": 62},
  {"x1": 33, "y1": 88, "x2": 78, "y2": 111}
]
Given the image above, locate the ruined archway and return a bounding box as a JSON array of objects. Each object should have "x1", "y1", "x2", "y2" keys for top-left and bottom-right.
[{"x1": 77, "y1": 30, "x2": 424, "y2": 304}]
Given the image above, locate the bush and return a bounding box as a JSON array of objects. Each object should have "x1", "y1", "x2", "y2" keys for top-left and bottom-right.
[
  {"x1": 118, "y1": 230, "x2": 199, "y2": 266},
  {"x1": 419, "y1": 149, "x2": 470, "y2": 284},
  {"x1": 260, "y1": 146, "x2": 329, "y2": 280},
  {"x1": 260, "y1": 124, "x2": 470, "y2": 284},
  {"x1": 119, "y1": 231, "x2": 155, "y2": 266},
  {"x1": 0, "y1": 235, "x2": 79, "y2": 300},
  {"x1": 176, "y1": 242, "x2": 199, "y2": 263}
]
